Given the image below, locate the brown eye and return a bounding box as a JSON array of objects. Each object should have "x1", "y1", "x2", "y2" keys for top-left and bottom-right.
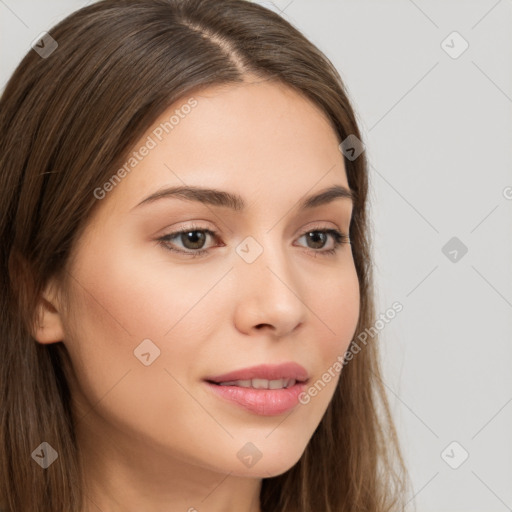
[
  {"x1": 296, "y1": 229, "x2": 349, "y2": 255},
  {"x1": 177, "y1": 230, "x2": 208, "y2": 250},
  {"x1": 304, "y1": 231, "x2": 328, "y2": 249},
  {"x1": 158, "y1": 227, "x2": 217, "y2": 257}
]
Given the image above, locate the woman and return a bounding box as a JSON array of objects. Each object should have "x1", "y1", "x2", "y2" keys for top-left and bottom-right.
[{"x1": 0, "y1": 0, "x2": 409, "y2": 510}]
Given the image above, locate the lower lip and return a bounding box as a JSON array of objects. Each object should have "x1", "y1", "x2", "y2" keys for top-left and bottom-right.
[{"x1": 204, "y1": 380, "x2": 308, "y2": 416}]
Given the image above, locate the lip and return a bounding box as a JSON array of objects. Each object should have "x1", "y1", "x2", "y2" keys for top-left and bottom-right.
[
  {"x1": 203, "y1": 362, "x2": 309, "y2": 416},
  {"x1": 204, "y1": 380, "x2": 308, "y2": 416},
  {"x1": 204, "y1": 362, "x2": 309, "y2": 384}
]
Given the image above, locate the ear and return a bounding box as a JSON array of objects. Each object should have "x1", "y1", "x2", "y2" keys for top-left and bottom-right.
[{"x1": 32, "y1": 280, "x2": 66, "y2": 344}]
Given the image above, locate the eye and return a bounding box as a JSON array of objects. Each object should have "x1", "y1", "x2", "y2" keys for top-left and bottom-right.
[
  {"x1": 156, "y1": 224, "x2": 350, "y2": 258},
  {"x1": 294, "y1": 227, "x2": 350, "y2": 256},
  {"x1": 157, "y1": 224, "x2": 218, "y2": 258}
]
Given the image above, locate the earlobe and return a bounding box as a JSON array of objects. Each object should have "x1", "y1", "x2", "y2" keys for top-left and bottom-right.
[{"x1": 31, "y1": 283, "x2": 66, "y2": 344}]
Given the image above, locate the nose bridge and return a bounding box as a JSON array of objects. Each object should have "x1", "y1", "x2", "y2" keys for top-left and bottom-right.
[
  {"x1": 236, "y1": 230, "x2": 293, "y2": 289},
  {"x1": 232, "y1": 230, "x2": 307, "y2": 334}
]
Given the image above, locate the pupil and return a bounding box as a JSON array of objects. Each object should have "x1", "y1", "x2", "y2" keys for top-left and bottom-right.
[
  {"x1": 182, "y1": 231, "x2": 206, "y2": 249},
  {"x1": 308, "y1": 232, "x2": 326, "y2": 249}
]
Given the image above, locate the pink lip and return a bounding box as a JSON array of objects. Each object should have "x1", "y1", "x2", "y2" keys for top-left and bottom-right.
[
  {"x1": 203, "y1": 362, "x2": 309, "y2": 416},
  {"x1": 204, "y1": 362, "x2": 309, "y2": 383},
  {"x1": 204, "y1": 380, "x2": 308, "y2": 416}
]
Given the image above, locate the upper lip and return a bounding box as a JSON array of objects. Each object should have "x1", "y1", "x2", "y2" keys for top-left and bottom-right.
[{"x1": 205, "y1": 362, "x2": 309, "y2": 384}]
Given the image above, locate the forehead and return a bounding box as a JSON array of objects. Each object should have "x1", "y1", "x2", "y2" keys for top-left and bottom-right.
[{"x1": 96, "y1": 79, "x2": 349, "y2": 216}]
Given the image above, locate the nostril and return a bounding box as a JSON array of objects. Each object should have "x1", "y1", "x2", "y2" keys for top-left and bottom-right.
[{"x1": 255, "y1": 323, "x2": 272, "y2": 330}]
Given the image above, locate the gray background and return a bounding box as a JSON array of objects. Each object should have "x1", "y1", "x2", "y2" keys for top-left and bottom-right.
[{"x1": 1, "y1": 1, "x2": 511, "y2": 510}]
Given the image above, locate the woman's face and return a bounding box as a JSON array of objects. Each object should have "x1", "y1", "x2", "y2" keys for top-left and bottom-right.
[{"x1": 56, "y1": 78, "x2": 360, "y2": 479}]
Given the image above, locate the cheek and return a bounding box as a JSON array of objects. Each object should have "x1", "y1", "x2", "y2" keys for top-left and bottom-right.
[
  {"x1": 67, "y1": 236, "x2": 220, "y2": 342},
  {"x1": 61, "y1": 251, "x2": 214, "y2": 457},
  {"x1": 318, "y1": 258, "x2": 361, "y2": 355},
  {"x1": 300, "y1": 260, "x2": 360, "y2": 406},
  {"x1": 62, "y1": 238, "x2": 227, "y2": 418}
]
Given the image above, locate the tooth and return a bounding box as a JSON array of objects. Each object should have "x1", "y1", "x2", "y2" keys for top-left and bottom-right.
[
  {"x1": 251, "y1": 378, "x2": 269, "y2": 389},
  {"x1": 217, "y1": 378, "x2": 297, "y2": 389},
  {"x1": 268, "y1": 379, "x2": 285, "y2": 389},
  {"x1": 219, "y1": 381, "x2": 237, "y2": 386}
]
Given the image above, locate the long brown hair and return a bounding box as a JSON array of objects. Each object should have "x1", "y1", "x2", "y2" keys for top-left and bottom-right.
[{"x1": 0, "y1": 1, "x2": 409, "y2": 510}]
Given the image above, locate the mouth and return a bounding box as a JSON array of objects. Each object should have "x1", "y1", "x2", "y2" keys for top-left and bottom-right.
[
  {"x1": 204, "y1": 362, "x2": 309, "y2": 385},
  {"x1": 206, "y1": 377, "x2": 306, "y2": 389},
  {"x1": 203, "y1": 362, "x2": 310, "y2": 416}
]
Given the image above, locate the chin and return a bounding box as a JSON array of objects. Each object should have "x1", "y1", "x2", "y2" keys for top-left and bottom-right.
[
  {"x1": 231, "y1": 454, "x2": 303, "y2": 479},
  {"x1": 217, "y1": 439, "x2": 307, "y2": 479}
]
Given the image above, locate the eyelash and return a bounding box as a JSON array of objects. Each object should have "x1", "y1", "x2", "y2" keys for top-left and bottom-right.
[{"x1": 156, "y1": 223, "x2": 351, "y2": 259}]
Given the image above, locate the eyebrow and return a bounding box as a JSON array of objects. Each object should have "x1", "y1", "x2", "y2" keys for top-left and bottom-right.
[{"x1": 132, "y1": 184, "x2": 355, "y2": 212}]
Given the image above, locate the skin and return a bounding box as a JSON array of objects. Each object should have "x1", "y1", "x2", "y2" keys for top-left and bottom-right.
[{"x1": 33, "y1": 77, "x2": 360, "y2": 512}]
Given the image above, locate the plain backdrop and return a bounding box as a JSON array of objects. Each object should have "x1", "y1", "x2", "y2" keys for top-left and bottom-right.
[{"x1": 1, "y1": 1, "x2": 511, "y2": 511}]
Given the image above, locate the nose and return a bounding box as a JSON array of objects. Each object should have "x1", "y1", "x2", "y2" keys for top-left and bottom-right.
[{"x1": 232, "y1": 239, "x2": 308, "y2": 337}]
